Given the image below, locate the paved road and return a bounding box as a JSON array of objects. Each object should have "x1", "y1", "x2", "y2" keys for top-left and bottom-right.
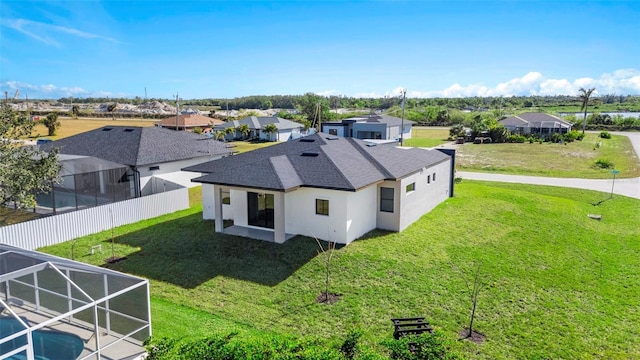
[{"x1": 455, "y1": 132, "x2": 640, "y2": 200}]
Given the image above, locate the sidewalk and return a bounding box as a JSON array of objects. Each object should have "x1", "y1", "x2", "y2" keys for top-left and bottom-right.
[{"x1": 452, "y1": 131, "x2": 640, "y2": 199}]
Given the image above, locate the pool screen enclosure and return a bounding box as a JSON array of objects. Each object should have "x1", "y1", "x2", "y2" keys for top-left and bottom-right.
[{"x1": 0, "y1": 244, "x2": 151, "y2": 360}]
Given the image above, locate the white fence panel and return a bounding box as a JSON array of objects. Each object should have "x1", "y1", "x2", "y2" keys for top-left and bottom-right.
[{"x1": 0, "y1": 188, "x2": 189, "y2": 250}]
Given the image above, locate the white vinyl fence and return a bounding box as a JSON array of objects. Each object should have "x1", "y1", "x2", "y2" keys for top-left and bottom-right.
[{"x1": 0, "y1": 188, "x2": 189, "y2": 250}]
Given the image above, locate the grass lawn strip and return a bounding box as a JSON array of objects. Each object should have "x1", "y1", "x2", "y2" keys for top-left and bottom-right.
[
  {"x1": 39, "y1": 182, "x2": 640, "y2": 359},
  {"x1": 454, "y1": 133, "x2": 640, "y2": 179}
]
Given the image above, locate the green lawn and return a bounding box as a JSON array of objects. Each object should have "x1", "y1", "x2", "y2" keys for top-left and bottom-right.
[
  {"x1": 404, "y1": 127, "x2": 451, "y2": 148},
  {"x1": 39, "y1": 182, "x2": 640, "y2": 359},
  {"x1": 455, "y1": 133, "x2": 640, "y2": 178},
  {"x1": 226, "y1": 139, "x2": 277, "y2": 154}
]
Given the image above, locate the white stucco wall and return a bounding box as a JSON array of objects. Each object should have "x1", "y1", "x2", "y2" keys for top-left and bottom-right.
[
  {"x1": 139, "y1": 155, "x2": 226, "y2": 196},
  {"x1": 285, "y1": 187, "x2": 377, "y2": 244},
  {"x1": 397, "y1": 157, "x2": 451, "y2": 231},
  {"x1": 376, "y1": 180, "x2": 401, "y2": 231},
  {"x1": 322, "y1": 125, "x2": 345, "y2": 137},
  {"x1": 202, "y1": 184, "x2": 238, "y2": 220}
]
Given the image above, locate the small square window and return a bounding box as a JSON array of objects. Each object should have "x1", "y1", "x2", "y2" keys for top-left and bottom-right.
[
  {"x1": 433, "y1": 172, "x2": 436, "y2": 181},
  {"x1": 406, "y1": 182, "x2": 415, "y2": 193},
  {"x1": 427, "y1": 175, "x2": 431, "y2": 184},
  {"x1": 316, "y1": 199, "x2": 329, "y2": 216},
  {"x1": 149, "y1": 166, "x2": 160, "y2": 171}
]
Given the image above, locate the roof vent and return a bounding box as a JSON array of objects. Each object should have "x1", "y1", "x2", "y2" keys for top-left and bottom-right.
[
  {"x1": 102, "y1": 128, "x2": 113, "y2": 131},
  {"x1": 299, "y1": 138, "x2": 315, "y2": 143},
  {"x1": 326, "y1": 136, "x2": 339, "y2": 140},
  {"x1": 301, "y1": 151, "x2": 319, "y2": 157},
  {"x1": 123, "y1": 128, "x2": 135, "y2": 132}
]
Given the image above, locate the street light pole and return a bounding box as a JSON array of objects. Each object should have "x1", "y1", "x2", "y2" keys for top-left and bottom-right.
[{"x1": 400, "y1": 88, "x2": 406, "y2": 146}]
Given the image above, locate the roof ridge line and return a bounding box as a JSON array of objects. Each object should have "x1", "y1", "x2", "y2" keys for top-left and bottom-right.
[
  {"x1": 318, "y1": 143, "x2": 359, "y2": 190},
  {"x1": 346, "y1": 138, "x2": 394, "y2": 179}
]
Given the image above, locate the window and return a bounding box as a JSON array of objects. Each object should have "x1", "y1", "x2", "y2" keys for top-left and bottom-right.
[
  {"x1": 406, "y1": 182, "x2": 415, "y2": 193},
  {"x1": 380, "y1": 187, "x2": 394, "y2": 213},
  {"x1": 221, "y1": 190, "x2": 230, "y2": 205},
  {"x1": 329, "y1": 128, "x2": 338, "y2": 135},
  {"x1": 433, "y1": 172, "x2": 436, "y2": 181},
  {"x1": 427, "y1": 175, "x2": 431, "y2": 184},
  {"x1": 149, "y1": 166, "x2": 159, "y2": 171},
  {"x1": 316, "y1": 199, "x2": 329, "y2": 216}
]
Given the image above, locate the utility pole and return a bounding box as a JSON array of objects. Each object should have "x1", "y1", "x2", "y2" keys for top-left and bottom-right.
[
  {"x1": 400, "y1": 88, "x2": 406, "y2": 146},
  {"x1": 175, "y1": 93, "x2": 179, "y2": 131}
]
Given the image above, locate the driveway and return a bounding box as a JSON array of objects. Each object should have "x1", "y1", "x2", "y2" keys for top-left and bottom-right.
[{"x1": 454, "y1": 131, "x2": 640, "y2": 200}]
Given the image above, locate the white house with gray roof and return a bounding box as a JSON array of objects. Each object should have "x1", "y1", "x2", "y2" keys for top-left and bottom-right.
[
  {"x1": 40, "y1": 126, "x2": 232, "y2": 197},
  {"x1": 213, "y1": 116, "x2": 305, "y2": 142},
  {"x1": 184, "y1": 133, "x2": 454, "y2": 244},
  {"x1": 499, "y1": 112, "x2": 573, "y2": 135},
  {"x1": 321, "y1": 114, "x2": 414, "y2": 141}
]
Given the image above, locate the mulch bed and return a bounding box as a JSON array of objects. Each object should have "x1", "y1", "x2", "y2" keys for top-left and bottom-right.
[
  {"x1": 459, "y1": 328, "x2": 486, "y2": 343},
  {"x1": 316, "y1": 292, "x2": 341, "y2": 304}
]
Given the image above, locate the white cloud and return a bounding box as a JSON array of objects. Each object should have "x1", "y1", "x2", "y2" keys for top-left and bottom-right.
[
  {"x1": 2, "y1": 18, "x2": 118, "y2": 47},
  {"x1": 405, "y1": 69, "x2": 640, "y2": 98},
  {"x1": 315, "y1": 89, "x2": 343, "y2": 96},
  {"x1": 1, "y1": 81, "x2": 91, "y2": 98}
]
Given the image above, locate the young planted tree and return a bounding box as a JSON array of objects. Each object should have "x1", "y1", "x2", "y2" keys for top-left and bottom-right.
[
  {"x1": 579, "y1": 87, "x2": 596, "y2": 135},
  {"x1": 224, "y1": 126, "x2": 235, "y2": 140},
  {"x1": 43, "y1": 112, "x2": 61, "y2": 136},
  {"x1": 451, "y1": 261, "x2": 485, "y2": 342},
  {"x1": 0, "y1": 104, "x2": 60, "y2": 213},
  {"x1": 314, "y1": 236, "x2": 338, "y2": 304}
]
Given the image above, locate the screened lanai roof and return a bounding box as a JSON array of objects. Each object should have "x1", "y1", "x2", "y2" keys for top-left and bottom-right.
[
  {"x1": 0, "y1": 244, "x2": 150, "y2": 360},
  {"x1": 58, "y1": 154, "x2": 128, "y2": 177}
]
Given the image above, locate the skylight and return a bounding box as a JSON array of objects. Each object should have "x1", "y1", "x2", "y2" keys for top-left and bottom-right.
[
  {"x1": 300, "y1": 138, "x2": 315, "y2": 142},
  {"x1": 301, "y1": 151, "x2": 319, "y2": 157}
]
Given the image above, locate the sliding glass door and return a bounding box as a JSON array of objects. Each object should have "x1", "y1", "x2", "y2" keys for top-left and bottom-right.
[{"x1": 247, "y1": 192, "x2": 274, "y2": 229}]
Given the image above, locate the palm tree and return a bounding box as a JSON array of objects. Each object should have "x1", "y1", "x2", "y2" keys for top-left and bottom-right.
[
  {"x1": 224, "y1": 126, "x2": 235, "y2": 140},
  {"x1": 236, "y1": 124, "x2": 250, "y2": 140},
  {"x1": 579, "y1": 87, "x2": 595, "y2": 136},
  {"x1": 263, "y1": 123, "x2": 278, "y2": 142},
  {"x1": 213, "y1": 130, "x2": 226, "y2": 141}
]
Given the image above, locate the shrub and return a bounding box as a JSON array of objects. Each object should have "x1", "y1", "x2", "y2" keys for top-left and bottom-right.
[
  {"x1": 341, "y1": 330, "x2": 363, "y2": 359},
  {"x1": 563, "y1": 131, "x2": 579, "y2": 143},
  {"x1": 600, "y1": 131, "x2": 611, "y2": 139},
  {"x1": 576, "y1": 132, "x2": 585, "y2": 141},
  {"x1": 595, "y1": 158, "x2": 614, "y2": 169},
  {"x1": 192, "y1": 127, "x2": 203, "y2": 134},
  {"x1": 507, "y1": 134, "x2": 526, "y2": 143},
  {"x1": 382, "y1": 331, "x2": 462, "y2": 360}
]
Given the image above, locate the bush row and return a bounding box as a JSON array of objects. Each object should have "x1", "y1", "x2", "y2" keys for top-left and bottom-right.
[{"x1": 144, "y1": 330, "x2": 462, "y2": 360}]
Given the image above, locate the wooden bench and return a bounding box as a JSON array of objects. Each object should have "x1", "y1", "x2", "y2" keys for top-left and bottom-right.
[{"x1": 391, "y1": 317, "x2": 434, "y2": 340}]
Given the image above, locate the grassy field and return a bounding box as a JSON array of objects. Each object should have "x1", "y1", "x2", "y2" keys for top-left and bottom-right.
[
  {"x1": 454, "y1": 133, "x2": 640, "y2": 178},
  {"x1": 39, "y1": 183, "x2": 640, "y2": 359},
  {"x1": 31, "y1": 116, "x2": 157, "y2": 140},
  {"x1": 404, "y1": 127, "x2": 450, "y2": 148}
]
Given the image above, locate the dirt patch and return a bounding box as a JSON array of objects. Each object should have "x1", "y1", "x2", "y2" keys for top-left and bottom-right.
[
  {"x1": 105, "y1": 256, "x2": 126, "y2": 264},
  {"x1": 459, "y1": 328, "x2": 486, "y2": 343},
  {"x1": 316, "y1": 292, "x2": 341, "y2": 304}
]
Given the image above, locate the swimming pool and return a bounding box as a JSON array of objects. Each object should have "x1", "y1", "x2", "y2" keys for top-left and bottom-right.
[{"x1": 0, "y1": 317, "x2": 84, "y2": 360}]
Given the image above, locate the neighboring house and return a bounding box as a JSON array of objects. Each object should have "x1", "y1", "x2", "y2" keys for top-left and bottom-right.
[
  {"x1": 184, "y1": 133, "x2": 454, "y2": 245},
  {"x1": 40, "y1": 126, "x2": 232, "y2": 197},
  {"x1": 499, "y1": 112, "x2": 573, "y2": 135},
  {"x1": 321, "y1": 114, "x2": 415, "y2": 141},
  {"x1": 213, "y1": 116, "x2": 305, "y2": 142},
  {"x1": 155, "y1": 113, "x2": 224, "y2": 132}
]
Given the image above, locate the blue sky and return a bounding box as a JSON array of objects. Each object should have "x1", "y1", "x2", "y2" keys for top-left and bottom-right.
[{"x1": 1, "y1": 0, "x2": 639, "y2": 100}]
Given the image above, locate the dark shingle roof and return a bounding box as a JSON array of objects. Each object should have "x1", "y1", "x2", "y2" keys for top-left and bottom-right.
[
  {"x1": 214, "y1": 116, "x2": 304, "y2": 131},
  {"x1": 185, "y1": 133, "x2": 450, "y2": 192},
  {"x1": 40, "y1": 126, "x2": 232, "y2": 167}
]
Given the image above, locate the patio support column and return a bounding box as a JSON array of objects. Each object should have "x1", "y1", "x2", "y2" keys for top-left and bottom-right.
[
  {"x1": 214, "y1": 186, "x2": 224, "y2": 234},
  {"x1": 274, "y1": 192, "x2": 285, "y2": 243}
]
